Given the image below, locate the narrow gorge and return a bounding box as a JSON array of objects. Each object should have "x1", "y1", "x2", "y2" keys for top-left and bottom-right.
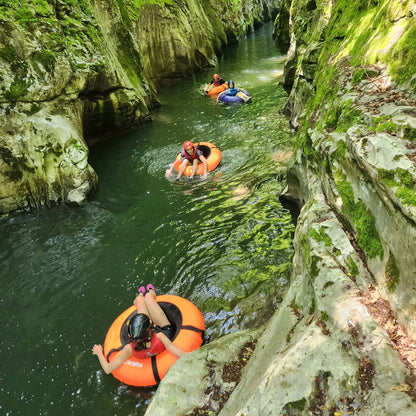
[{"x1": 2, "y1": 1, "x2": 416, "y2": 415}]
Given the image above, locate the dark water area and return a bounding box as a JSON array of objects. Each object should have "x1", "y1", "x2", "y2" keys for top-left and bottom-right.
[{"x1": 0, "y1": 23, "x2": 295, "y2": 416}]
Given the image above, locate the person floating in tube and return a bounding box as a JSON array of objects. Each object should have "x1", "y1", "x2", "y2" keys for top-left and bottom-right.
[
  {"x1": 92, "y1": 284, "x2": 186, "y2": 374},
  {"x1": 217, "y1": 80, "x2": 251, "y2": 103},
  {"x1": 203, "y1": 73, "x2": 226, "y2": 94},
  {"x1": 166, "y1": 140, "x2": 208, "y2": 181}
]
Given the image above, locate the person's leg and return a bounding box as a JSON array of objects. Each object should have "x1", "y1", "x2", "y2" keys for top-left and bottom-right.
[
  {"x1": 236, "y1": 91, "x2": 251, "y2": 102},
  {"x1": 190, "y1": 159, "x2": 199, "y2": 179},
  {"x1": 144, "y1": 289, "x2": 170, "y2": 327},
  {"x1": 177, "y1": 160, "x2": 190, "y2": 180},
  {"x1": 134, "y1": 291, "x2": 150, "y2": 315}
]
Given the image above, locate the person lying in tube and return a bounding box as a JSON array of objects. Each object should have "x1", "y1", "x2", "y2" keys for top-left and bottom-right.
[{"x1": 92, "y1": 284, "x2": 186, "y2": 374}]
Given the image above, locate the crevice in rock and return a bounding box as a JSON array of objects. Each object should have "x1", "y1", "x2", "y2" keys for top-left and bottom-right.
[
  {"x1": 357, "y1": 285, "x2": 416, "y2": 401},
  {"x1": 186, "y1": 341, "x2": 257, "y2": 416}
]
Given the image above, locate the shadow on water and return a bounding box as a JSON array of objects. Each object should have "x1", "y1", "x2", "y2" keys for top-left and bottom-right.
[{"x1": 0, "y1": 23, "x2": 295, "y2": 416}]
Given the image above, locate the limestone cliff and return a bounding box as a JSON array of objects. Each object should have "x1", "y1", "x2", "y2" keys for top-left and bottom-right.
[
  {"x1": 145, "y1": 1, "x2": 416, "y2": 415},
  {"x1": 0, "y1": 0, "x2": 278, "y2": 215}
]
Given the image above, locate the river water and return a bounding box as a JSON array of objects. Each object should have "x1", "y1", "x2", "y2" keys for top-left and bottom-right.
[{"x1": 0, "y1": 23, "x2": 295, "y2": 416}]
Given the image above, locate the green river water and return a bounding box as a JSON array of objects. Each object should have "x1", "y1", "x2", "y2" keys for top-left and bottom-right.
[{"x1": 0, "y1": 23, "x2": 296, "y2": 416}]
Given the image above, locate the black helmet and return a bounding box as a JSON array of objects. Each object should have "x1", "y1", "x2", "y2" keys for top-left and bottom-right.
[{"x1": 127, "y1": 313, "x2": 151, "y2": 342}]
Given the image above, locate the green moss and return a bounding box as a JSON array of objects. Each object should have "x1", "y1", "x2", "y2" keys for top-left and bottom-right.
[
  {"x1": 35, "y1": 49, "x2": 56, "y2": 72},
  {"x1": 402, "y1": 124, "x2": 416, "y2": 142},
  {"x1": 310, "y1": 228, "x2": 332, "y2": 247},
  {"x1": 121, "y1": 0, "x2": 173, "y2": 20},
  {"x1": 311, "y1": 255, "x2": 320, "y2": 279},
  {"x1": 310, "y1": 297, "x2": 316, "y2": 315},
  {"x1": 378, "y1": 168, "x2": 397, "y2": 187},
  {"x1": 301, "y1": 233, "x2": 310, "y2": 266},
  {"x1": 378, "y1": 168, "x2": 416, "y2": 206},
  {"x1": 397, "y1": 168, "x2": 414, "y2": 188},
  {"x1": 346, "y1": 255, "x2": 359, "y2": 276},
  {"x1": 4, "y1": 77, "x2": 33, "y2": 100},
  {"x1": 375, "y1": 121, "x2": 397, "y2": 134},
  {"x1": 388, "y1": 24, "x2": 416, "y2": 87},
  {"x1": 0, "y1": 145, "x2": 36, "y2": 180},
  {"x1": 0, "y1": 45, "x2": 17, "y2": 62},
  {"x1": 352, "y1": 68, "x2": 366, "y2": 85},
  {"x1": 336, "y1": 172, "x2": 384, "y2": 259},
  {"x1": 321, "y1": 311, "x2": 329, "y2": 321},
  {"x1": 283, "y1": 398, "x2": 307, "y2": 413},
  {"x1": 322, "y1": 98, "x2": 364, "y2": 133},
  {"x1": 396, "y1": 187, "x2": 416, "y2": 206},
  {"x1": 385, "y1": 251, "x2": 400, "y2": 292},
  {"x1": 336, "y1": 101, "x2": 364, "y2": 132},
  {"x1": 335, "y1": 139, "x2": 347, "y2": 158}
]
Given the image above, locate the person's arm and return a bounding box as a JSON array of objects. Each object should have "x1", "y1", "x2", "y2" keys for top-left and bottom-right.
[
  {"x1": 156, "y1": 332, "x2": 187, "y2": 357},
  {"x1": 200, "y1": 155, "x2": 208, "y2": 179},
  {"x1": 92, "y1": 343, "x2": 132, "y2": 374}
]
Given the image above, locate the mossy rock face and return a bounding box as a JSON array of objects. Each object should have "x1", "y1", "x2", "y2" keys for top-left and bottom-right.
[
  {"x1": 277, "y1": 0, "x2": 416, "y2": 343},
  {"x1": 0, "y1": 102, "x2": 97, "y2": 215}
]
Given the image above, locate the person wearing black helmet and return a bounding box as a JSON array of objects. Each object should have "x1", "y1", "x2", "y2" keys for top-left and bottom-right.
[{"x1": 92, "y1": 284, "x2": 186, "y2": 374}]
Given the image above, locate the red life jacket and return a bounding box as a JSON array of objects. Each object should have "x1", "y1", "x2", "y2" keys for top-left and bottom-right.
[
  {"x1": 182, "y1": 147, "x2": 201, "y2": 162},
  {"x1": 130, "y1": 333, "x2": 165, "y2": 358},
  {"x1": 213, "y1": 77, "x2": 224, "y2": 87}
]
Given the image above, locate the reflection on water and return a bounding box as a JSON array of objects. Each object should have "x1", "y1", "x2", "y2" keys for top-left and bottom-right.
[{"x1": 0, "y1": 23, "x2": 294, "y2": 416}]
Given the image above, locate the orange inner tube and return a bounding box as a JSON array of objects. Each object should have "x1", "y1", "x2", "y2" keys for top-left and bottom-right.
[
  {"x1": 173, "y1": 141, "x2": 222, "y2": 177},
  {"x1": 103, "y1": 295, "x2": 205, "y2": 387},
  {"x1": 206, "y1": 83, "x2": 228, "y2": 97}
]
